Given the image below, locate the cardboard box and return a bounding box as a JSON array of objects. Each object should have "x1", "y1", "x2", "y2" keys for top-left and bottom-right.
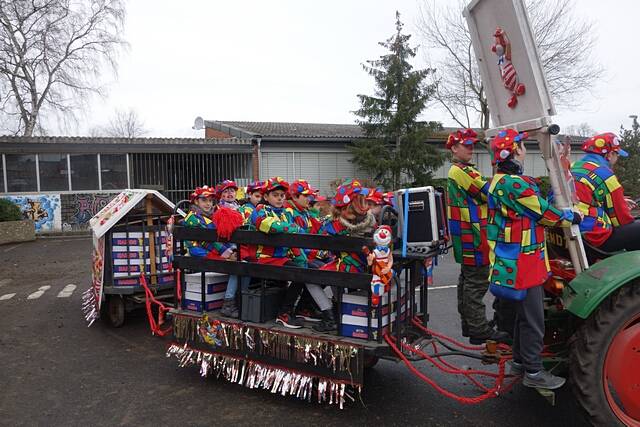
[
  {"x1": 112, "y1": 231, "x2": 168, "y2": 239},
  {"x1": 185, "y1": 272, "x2": 229, "y2": 285},
  {"x1": 340, "y1": 313, "x2": 396, "y2": 340},
  {"x1": 340, "y1": 287, "x2": 406, "y2": 318},
  {"x1": 112, "y1": 256, "x2": 169, "y2": 266},
  {"x1": 112, "y1": 273, "x2": 174, "y2": 286},
  {"x1": 184, "y1": 290, "x2": 226, "y2": 302},
  {"x1": 182, "y1": 299, "x2": 223, "y2": 312}
]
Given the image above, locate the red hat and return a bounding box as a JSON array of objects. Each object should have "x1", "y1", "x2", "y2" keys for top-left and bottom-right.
[
  {"x1": 365, "y1": 188, "x2": 384, "y2": 205},
  {"x1": 382, "y1": 191, "x2": 394, "y2": 207},
  {"x1": 581, "y1": 132, "x2": 628, "y2": 157},
  {"x1": 246, "y1": 180, "x2": 265, "y2": 194},
  {"x1": 331, "y1": 179, "x2": 370, "y2": 207},
  {"x1": 310, "y1": 194, "x2": 327, "y2": 202},
  {"x1": 490, "y1": 129, "x2": 528, "y2": 165},
  {"x1": 263, "y1": 176, "x2": 289, "y2": 193},
  {"x1": 289, "y1": 179, "x2": 314, "y2": 196},
  {"x1": 190, "y1": 185, "x2": 216, "y2": 202},
  {"x1": 215, "y1": 180, "x2": 238, "y2": 198},
  {"x1": 446, "y1": 128, "x2": 479, "y2": 149}
]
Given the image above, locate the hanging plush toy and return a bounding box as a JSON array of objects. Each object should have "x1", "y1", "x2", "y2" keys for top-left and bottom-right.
[
  {"x1": 491, "y1": 27, "x2": 526, "y2": 108},
  {"x1": 364, "y1": 225, "x2": 394, "y2": 306}
]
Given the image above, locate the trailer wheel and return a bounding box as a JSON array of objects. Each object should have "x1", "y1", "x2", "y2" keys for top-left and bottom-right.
[
  {"x1": 105, "y1": 295, "x2": 126, "y2": 328},
  {"x1": 569, "y1": 282, "x2": 640, "y2": 427},
  {"x1": 363, "y1": 355, "x2": 379, "y2": 370}
]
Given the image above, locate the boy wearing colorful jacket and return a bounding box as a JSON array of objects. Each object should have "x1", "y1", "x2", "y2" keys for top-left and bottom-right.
[
  {"x1": 239, "y1": 180, "x2": 264, "y2": 222},
  {"x1": 184, "y1": 186, "x2": 235, "y2": 259},
  {"x1": 570, "y1": 132, "x2": 640, "y2": 251},
  {"x1": 488, "y1": 129, "x2": 580, "y2": 390},
  {"x1": 446, "y1": 128, "x2": 508, "y2": 345},
  {"x1": 248, "y1": 177, "x2": 309, "y2": 328}
]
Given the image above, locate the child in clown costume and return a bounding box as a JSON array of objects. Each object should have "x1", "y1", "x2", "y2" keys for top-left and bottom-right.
[
  {"x1": 238, "y1": 180, "x2": 264, "y2": 222},
  {"x1": 283, "y1": 179, "x2": 336, "y2": 329},
  {"x1": 570, "y1": 132, "x2": 640, "y2": 252},
  {"x1": 446, "y1": 128, "x2": 509, "y2": 344},
  {"x1": 184, "y1": 186, "x2": 235, "y2": 259},
  {"x1": 320, "y1": 179, "x2": 376, "y2": 273},
  {"x1": 213, "y1": 179, "x2": 251, "y2": 318},
  {"x1": 487, "y1": 129, "x2": 581, "y2": 390},
  {"x1": 248, "y1": 177, "x2": 313, "y2": 329}
]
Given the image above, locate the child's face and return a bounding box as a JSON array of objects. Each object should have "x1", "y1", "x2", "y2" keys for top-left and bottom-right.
[
  {"x1": 292, "y1": 193, "x2": 311, "y2": 209},
  {"x1": 221, "y1": 188, "x2": 236, "y2": 202},
  {"x1": 195, "y1": 197, "x2": 214, "y2": 213},
  {"x1": 249, "y1": 191, "x2": 262, "y2": 206},
  {"x1": 265, "y1": 189, "x2": 286, "y2": 208}
]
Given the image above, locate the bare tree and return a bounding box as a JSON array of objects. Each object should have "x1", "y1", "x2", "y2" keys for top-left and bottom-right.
[
  {"x1": 564, "y1": 122, "x2": 595, "y2": 137},
  {"x1": 416, "y1": 0, "x2": 604, "y2": 129},
  {"x1": 0, "y1": 0, "x2": 126, "y2": 136},
  {"x1": 91, "y1": 108, "x2": 148, "y2": 137}
]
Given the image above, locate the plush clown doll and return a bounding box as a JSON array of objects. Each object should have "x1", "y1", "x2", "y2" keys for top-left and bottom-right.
[{"x1": 365, "y1": 225, "x2": 394, "y2": 306}]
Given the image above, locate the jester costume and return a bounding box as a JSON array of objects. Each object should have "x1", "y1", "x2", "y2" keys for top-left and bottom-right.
[
  {"x1": 487, "y1": 173, "x2": 574, "y2": 289},
  {"x1": 184, "y1": 206, "x2": 234, "y2": 259},
  {"x1": 248, "y1": 203, "x2": 305, "y2": 266},
  {"x1": 570, "y1": 133, "x2": 637, "y2": 251},
  {"x1": 446, "y1": 128, "x2": 498, "y2": 341},
  {"x1": 488, "y1": 129, "x2": 576, "y2": 381}
]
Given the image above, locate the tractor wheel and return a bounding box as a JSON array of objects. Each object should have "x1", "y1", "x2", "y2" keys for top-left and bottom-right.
[
  {"x1": 105, "y1": 295, "x2": 126, "y2": 328},
  {"x1": 569, "y1": 281, "x2": 640, "y2": 427}
]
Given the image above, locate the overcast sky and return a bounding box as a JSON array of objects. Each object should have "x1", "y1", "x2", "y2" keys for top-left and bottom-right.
[{"x1": 81, "y1": 0, "x2": 639, "y2": 137}]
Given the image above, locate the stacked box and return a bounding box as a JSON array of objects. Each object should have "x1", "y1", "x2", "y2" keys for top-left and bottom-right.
[
  {"x1": 182, "y1": 272, "x2": 229, "y2": 312},
  {"x1": 110, "y1": 230, "x2": 174, "y2": 286},
  {"x1": 340, "y1": 287, "x2": 407, "y2": 340}
]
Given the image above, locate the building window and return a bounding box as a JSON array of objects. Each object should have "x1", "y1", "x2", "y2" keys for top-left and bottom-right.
[
  {"x1": 6, "y1": 154, "x2": 37, "y2": 192},
  {"x1": 70, "y1": 154, "x2": 99, "y2": 191},
  {"x1": 100, "y1": 154, "x2": 127, "y2": 190},
  {"x1": 39, "y1": 153, "x2": 70, "y2": 191}
]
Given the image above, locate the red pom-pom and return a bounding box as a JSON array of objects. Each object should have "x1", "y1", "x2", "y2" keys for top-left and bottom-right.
[{"x1": 212, "y1": 206, "x2": 243, "y2": 240}]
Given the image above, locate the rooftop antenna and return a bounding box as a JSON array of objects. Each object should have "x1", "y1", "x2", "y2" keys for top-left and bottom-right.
[{"x1": 192, "y1": 116, "x2": 204, "y2": 130}]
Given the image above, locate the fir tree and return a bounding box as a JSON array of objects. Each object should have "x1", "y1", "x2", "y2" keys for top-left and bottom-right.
[{"x1": 350, "y1": 12, "x2": 443, "y2": 189}]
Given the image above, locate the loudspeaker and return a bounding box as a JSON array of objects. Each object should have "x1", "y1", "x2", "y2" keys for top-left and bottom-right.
[{"x1": 395, "y1": 186, "x2": 447, "y2": 255}]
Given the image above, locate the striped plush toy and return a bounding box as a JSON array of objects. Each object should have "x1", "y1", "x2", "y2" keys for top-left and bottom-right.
[{"x1": 491, "y1": 27, "x2": 526, "y2": 108}]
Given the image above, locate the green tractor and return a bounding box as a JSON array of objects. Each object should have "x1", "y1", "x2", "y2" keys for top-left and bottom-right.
[{"x1": 464, "y1": 1, "x2": 640, "y2": 425}]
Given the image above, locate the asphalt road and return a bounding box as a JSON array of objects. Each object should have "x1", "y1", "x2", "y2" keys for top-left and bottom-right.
[{"x1": 0, "y1": 238, "x2": 588, "y2": 426}]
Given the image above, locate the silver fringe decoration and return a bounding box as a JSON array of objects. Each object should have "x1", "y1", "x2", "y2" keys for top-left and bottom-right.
[
  {"x1": 82, "y1": 288, "x2": 99, "y2": 327},
  {"x1": 166, "y1": 343, "x2": 361, "y2": 409}
]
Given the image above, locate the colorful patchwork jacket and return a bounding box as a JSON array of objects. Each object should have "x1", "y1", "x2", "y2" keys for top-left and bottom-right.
[
  {"x1": 248, "y1": 203, "x2": 306, "y2": 265},
  {"x1": 284, "y1": 199, "x2": 326, "y2": 261},
  {"x1": 319, "y1": 212, "x2": 376, "y2": 273},
  {"x1": 184, "y1": 207, "x2": 234, "y2": 258},
  {"x1": 571, "y1": 154, "x2": 634, "y2": 247},
  {"x1": 487, "y1": 174, "x2": 574, "y2": 290},
  {"x1": 238, "y1": 202, "x2": 257, "y2": 223},
  {"x1": 447, "y1": 162, "x2": 490, "y2": 267}
]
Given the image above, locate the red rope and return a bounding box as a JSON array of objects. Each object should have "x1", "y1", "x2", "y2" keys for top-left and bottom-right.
[
  {"x1": 384, "y1": 334, "x2": 518, "y2": 404},
  {"x1": 411, "y1": 317, "x2": 512, "y2": 352},
  {"x1": 140, "y1": 274, "x2": 173, "y2": 337}
]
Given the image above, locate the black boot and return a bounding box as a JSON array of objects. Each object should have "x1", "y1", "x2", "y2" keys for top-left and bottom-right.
[
  {"x1": 313, "y1": 309, "x2": 336, "y2": 333},
  {"x1": 220, "y1": 298, "x2": 239, "y2": 318}
]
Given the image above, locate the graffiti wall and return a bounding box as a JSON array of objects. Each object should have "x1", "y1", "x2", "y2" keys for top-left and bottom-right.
[
  {"x1": 3, "y1": 194, "x2": 62, "y2": 232},
  {"x1": 61, "y1": 193, "x2": 116, "y2": 231}
]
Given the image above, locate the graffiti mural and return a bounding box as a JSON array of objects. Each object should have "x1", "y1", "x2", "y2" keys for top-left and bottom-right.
[
  {"x1": 3, "y1": 194, "x2": 62, "y2": 232},
  {"x1": 62, "y1": 193, "x2": 116, "y2": 231}
]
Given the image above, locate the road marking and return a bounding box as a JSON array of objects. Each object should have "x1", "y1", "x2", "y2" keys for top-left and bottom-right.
[
  {"x1": 57, "y1": 284, "x2": 76, "y2": 298},
  {"x1": 27, "y1": 285, "x2": 51, "y2": 300},
  {"x1": 0, "y1": 278, "x2": 11, "y2": 288},
  {"x1": 0, "y1": 293, "x2": 16, "y2": 301},
  {"x1": 428, "y1": 285, "x2": 458, "y2": 290},
  {"x1": 3, "y1": 245, "x2": 19, "y2": 253}
]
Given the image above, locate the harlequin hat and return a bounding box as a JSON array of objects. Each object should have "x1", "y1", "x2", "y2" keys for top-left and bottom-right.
[
  {"x1": 289, "y1": 179, "x2": 314, "y2": 196},
  {"x1": 382, "y1": 191, "x2": 395, "y2": 206},
  {"x1": 246, "y1": 180, "x2": 264, "y2": 194},
  {"x1": 365, "y1": 188, "x2": 385, "y2": 205},
  {"x1": 190, "y1": 185, "x2": 216, "y2": 202},
  {"x1": 446, "y1": 128, "x2": 479, "y2": 149},
  {"x1": 490, "y1": 129, "x2": 528, "y2": 164},
  {"x1": 310, "y1": 194, "x2": 327, "y2": 202},
  {"x1": 263, "y1": 176, "x2": 289, "y2": 193},
  {"x1": 215, "y1": 180, "x2": 238, "y2": 198},
  {"x1": 331, "y1": 179, "x2": 370, "y2": 207},
  {"x1": 581, "y1": 133, "x2": 628, "y2": 157}
]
